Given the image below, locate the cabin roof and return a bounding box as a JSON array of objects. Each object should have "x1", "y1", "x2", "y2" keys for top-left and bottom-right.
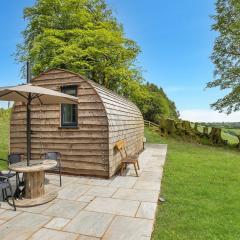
[{"x1": 33, "y1": 68, "x2": 142, "y2": 117}]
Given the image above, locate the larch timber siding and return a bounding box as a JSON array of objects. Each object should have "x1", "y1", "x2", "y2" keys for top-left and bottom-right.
[{"x1": 10, "y1": 69, "x2": 144, "y2": 178}]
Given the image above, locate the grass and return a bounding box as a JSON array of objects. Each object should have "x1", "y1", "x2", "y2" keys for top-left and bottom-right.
[
  {"x1": 221, "y1": 130, "x2": 239, "y2": 146},
  {"x1": 227, "y1": 128, "x2": 240, "y2": 135},
  {"x1": 0, "y1": 110, "x2": 10, "y2": 170},
  {"x1": 144, "y1": 127, "x2": 240, "y2": 240}
]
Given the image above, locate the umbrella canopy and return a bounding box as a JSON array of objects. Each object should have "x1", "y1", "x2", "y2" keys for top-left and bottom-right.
[
  {"x1": 0, "y1": 83, "x2": 79, "y2": 166},
  {"x1": 0, "y1": 84, "x2": 78, "y2": 104}
]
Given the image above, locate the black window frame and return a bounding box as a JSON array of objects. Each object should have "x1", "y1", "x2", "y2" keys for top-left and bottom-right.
[{"x1": 61, "y1": 85, "x2": 78, "y2": 128}]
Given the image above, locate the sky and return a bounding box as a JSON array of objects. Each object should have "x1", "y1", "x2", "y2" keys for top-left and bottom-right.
[{"x1": 0, "y1": 0, "x2": 239, "y2": 122}]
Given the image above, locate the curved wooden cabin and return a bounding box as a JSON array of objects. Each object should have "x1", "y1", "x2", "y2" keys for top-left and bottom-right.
[{"x1": 10, "y1": 69, "x2": 144, "y2": 178}]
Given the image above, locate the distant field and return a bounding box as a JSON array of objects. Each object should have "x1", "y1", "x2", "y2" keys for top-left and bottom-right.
[
  {"x1": 224, "y1": 128, "x2": 240, "y2": 135},
  {"x1": 221, "y1": 129, "x2": 239, "y2": 146},
  {"x1": 192, "y1": 124, "x2": 239, "y2": 146}
]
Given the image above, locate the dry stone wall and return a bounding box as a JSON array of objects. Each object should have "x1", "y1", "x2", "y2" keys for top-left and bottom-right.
[{"x1": 146, "y1": 118, "x2": 230, "y2": 146}]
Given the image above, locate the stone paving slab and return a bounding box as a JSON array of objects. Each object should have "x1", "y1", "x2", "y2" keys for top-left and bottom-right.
[
  {"x1": 87, "y1": 178, "x2": 111, "y2": 186},
  {"x1": 85, "y1": 186, "x2": 117, "y2": 198},
  {"x1": 113, "y1": 188, "x2": 159, "y2": 202},
  {"x1": 136, "y1": 202, "x2": 157, "y2": 220},
  {"x1": 43, "y1": 199, "x2": 87, "y2": 218},
  {"x1": 78, "y1": 236, "x2": 100, "y2": 240},
  {"x1": 109, "y1": 176, "x2": 137, "y2": 188},
  {"x1": 138, "y1": 171, "x2": 162, "y2": 182},
  {"x1": 86, "y1": 197, "x2": 140, "y2": 216},
  {"x1": 57, "y1": 183, "x2": 91, "y2": 200},
  {"x1": 17, "y1": 199, "x2": 57, "y2": 214},
  {"x1": 102, "y1": 216, "x2": 153, "y2": 240},
  {"x1": 0, "y1": 208, "x2": 5, "y2": 214},
  {"x1": 0, "y1": 144, "x2": 167, "y2": 240},
  {"x1": 77, "y1": 195, "x2": 95, "y2": 203},
  {"x1": 45, "y1": 217, "x2": 70, "y2": 230},
  {"x1": 64, "y1": 210, "x2": 114, "y2": 237},
  {"x1": 0, "y1": 209, "x2": 21, "y2": 221},
  {"x1": 29, "y1": 228, "x2": 78, "y2": 240},
  {"x1": 0, "y1": 212, "x2": 51, "y2": 240},
  {"x1": 133, "y1": 180, "x2": 161, "y2": 191},
  {"x1": 0, "y1": 219, "x2": 6, "y2": 225}
]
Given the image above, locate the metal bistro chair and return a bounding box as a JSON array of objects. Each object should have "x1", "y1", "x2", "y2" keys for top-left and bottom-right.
[
  {"x1": 0, "y1": 153, "x2": 23, "y2": 188},
  {"x1": 42, "y1": 152, "x2": 62, "y2": 187},
  {"x1": 0, "y1": 176, "x2": 16, "y2": 210}
]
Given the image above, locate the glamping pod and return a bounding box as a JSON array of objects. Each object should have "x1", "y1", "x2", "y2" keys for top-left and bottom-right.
[{"x1": 10, "y1": 69, "x2": 144, "y2": 178}]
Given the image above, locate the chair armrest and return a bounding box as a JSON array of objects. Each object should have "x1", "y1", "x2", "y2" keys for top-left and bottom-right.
[{"x1": 0, "y1": 176, "x2": 10, "y2": 182}]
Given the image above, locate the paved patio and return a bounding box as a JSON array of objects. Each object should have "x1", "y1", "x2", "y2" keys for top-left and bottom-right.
[{"x1": 0, "y1": 144, "x2": 167, "y2": 240}]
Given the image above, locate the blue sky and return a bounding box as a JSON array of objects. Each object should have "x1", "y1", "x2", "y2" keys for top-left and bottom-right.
[{"x1": 0, "y1": 0, "x2": 237, "y2": 121}]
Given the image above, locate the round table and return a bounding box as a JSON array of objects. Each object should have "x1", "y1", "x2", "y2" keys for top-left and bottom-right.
[{"x1": 9, "y1": 160, "x2": 58, "y2": 207}]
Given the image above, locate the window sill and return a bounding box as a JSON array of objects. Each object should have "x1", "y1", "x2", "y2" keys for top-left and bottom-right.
[{"x1": 58, "y1": 126, "x2": 79, "y2": 129}]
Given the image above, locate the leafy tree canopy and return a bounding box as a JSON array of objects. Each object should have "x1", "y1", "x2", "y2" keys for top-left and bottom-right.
[
  {"x1": 207, "y1": 0, "x2": 240, "y2": 113},
  {"x1": 17, "y1": 0, "x2": 140, "y2": 91},
  {"x1": 16, "y1": 0, "x2": 178, "y2": 121}
]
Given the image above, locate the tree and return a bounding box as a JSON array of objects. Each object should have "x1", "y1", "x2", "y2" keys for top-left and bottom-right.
[
  {"x1": 207, "y1": 0, "x2": 240, "y2": 113},
  {"x1": 16, "y1": 0, "x2": 179, "y2": 121},
  {"x1": 126, "y1": 82, "x2": 179, "y2": 123},
  {"x1": 16, "y1": 0, "x2": 141, "y2": 91}
]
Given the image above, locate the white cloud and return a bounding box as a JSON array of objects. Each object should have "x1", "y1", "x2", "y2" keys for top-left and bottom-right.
[{"x1": 180, "y1": 109, "x2": 240, "y2": 122}]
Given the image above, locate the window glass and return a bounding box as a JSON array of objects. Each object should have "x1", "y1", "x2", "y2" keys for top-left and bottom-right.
[{"x1": 61, "y1": 86, "x2": 78, "y2": 127}]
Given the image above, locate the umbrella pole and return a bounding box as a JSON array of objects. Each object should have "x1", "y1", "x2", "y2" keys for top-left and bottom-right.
[
  {"x1": 26, "y1": 94, "x2": 31, "y2": 166},
  {"x1": 26, "y1": 61, "x2": 31, "y2": 166}
]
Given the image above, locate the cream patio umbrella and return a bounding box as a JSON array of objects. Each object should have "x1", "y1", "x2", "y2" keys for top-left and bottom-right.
[{"x1": 0, "y1": 84, "x2": 78, "y2": 166}]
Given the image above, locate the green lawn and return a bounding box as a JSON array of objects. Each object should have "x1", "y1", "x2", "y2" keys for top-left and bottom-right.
[
  {"x1": 0, "y1": 111, "x2": 10, "y2": 170},
  {"x1": 144, "y1": 128, "x2": 240, "y2": 240}
]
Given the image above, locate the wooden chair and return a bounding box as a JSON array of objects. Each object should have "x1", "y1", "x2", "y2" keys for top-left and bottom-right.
[{"x1": 115, "y1": 140, "x2": 140, "y2": 177}]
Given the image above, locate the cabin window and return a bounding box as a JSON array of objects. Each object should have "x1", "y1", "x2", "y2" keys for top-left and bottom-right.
[{"x1": 61, "y1": 85, "x2": 78, "y2": 127}]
